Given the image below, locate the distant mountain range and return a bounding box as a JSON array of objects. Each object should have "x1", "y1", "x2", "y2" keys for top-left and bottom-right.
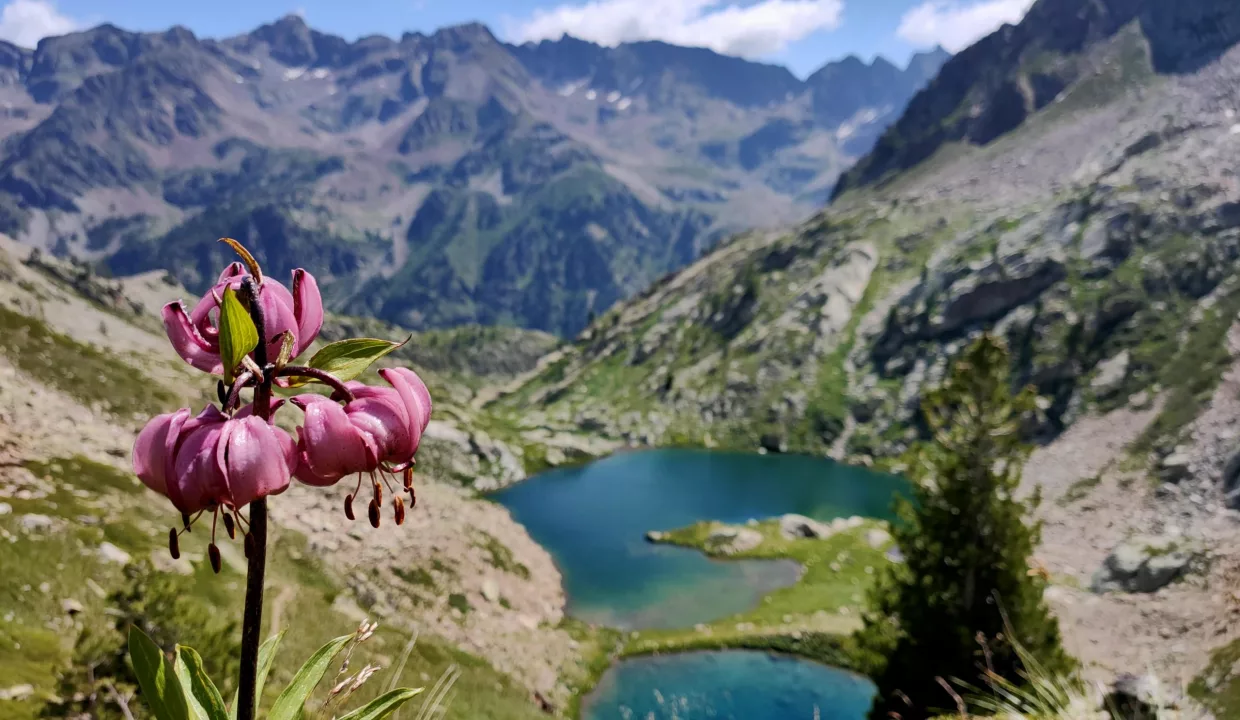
[{"x1": 0, "y1": 15, "x2": 947, "y2": 334}]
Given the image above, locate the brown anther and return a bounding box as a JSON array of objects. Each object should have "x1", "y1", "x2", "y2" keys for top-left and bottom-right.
[
  {"x1": 223, "y1": 512, "x2": 236, "y2": 539},
  {"x1": 408, "y1": 484, "x2": 416, "y2": 509},
  {"x1": 182, "y1": 513, "x2": 192, "y2": 531},
  {"x1": 373, "y1": 480, "x2": 383, "y2": 507},
  {"x1": 244, "y1": 532, "x2": 255, "y2": 559},
  {"x1": 368, "y1": 498, "x2": 380, "y2": 529},
  {"x1": 208, "y1": 543, "x2": 222, "y2": 574},
  {"x1": 403, "y1": 466, "x2": 414, "y2": 491},
  {"x1": 393, "y1": 495, "x2": 405, "y2": 526},
  {"x1": 344, "y1": 493, "x2": 355, "y2": 521},
  {"x1": 168, "y1": 528, "x2": 180, "y2": 560}
]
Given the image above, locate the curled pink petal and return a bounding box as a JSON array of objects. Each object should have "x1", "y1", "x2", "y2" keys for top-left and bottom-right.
[
  {"x1": 347, "y1": 395, "x2": 410, "y2": 463},
  {"x1": 291, "y1": 269, "x2": 323, "y2": 359},
  {"x1": 161, "y1": 408, "x2": 192, "y2": 511},
  {"x1": 382, "y1": 368, "x2": 432, "y2": 433},
  {"x1": 217, "y1": 261, "x2": 246, "y2": 284},
  {"x1": 292, "y1": 394, "x2": 368, "y2": 486},
  {"x1": 172, "y1": 420, "x2": 228, "y2": 514},
  {"x1": 133, "y1": 410, "x2": 183, "y2": 497},
  {"x1": 162, "y1": 302, "x2": 223, "y2": 374},
  {"x1": 219, "y1": 418, "x2": 293, "y2": 507}
]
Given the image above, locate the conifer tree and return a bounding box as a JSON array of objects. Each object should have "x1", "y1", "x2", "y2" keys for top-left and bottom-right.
[{"x1": 857, "y1": 334, "x2": 1072, "y2": 720}]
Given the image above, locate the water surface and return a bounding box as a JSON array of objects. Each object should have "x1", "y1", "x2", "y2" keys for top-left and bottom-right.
[
  {"x1": 583, "y1": 650, "x2": 876, "y2": 720},
  {"x1": 494, "y1": 449, "x2": 904, "y2": 629}
]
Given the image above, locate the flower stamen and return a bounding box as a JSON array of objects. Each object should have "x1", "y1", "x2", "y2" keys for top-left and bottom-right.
[{"x1": 367, "y1": 498, "x2": 380, "y2": 529}]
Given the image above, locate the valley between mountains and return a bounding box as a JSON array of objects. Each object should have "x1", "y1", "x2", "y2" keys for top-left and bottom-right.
[{"x1": 7, "y1": 0, "x2": 1240, "y2": 718}]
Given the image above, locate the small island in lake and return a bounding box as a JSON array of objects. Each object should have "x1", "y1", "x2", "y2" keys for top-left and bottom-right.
[{"x1": 628, "y1": 514, "x2": 899, "y2": 668}]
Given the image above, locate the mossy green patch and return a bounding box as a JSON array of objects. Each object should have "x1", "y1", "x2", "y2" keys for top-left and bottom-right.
[
  {"x1": 448, "y1": 592, "x2": 472, "y2": 615},
  {"x1": 559, "y1": 618, "x2": 625, "y2": 719},
  {"x1": 1190, "y1": 636, "x2": 1240, "y2": 718},
  {"x1": 393, "y1": 565, "x2": 438, "y2": 589},
  {"x1": 1058, "y1": 474, "x2": 1102, "y2": 505},
  {"x1": 475, "y1": 531, "x2": 531, "y2": 580},
  {"x1": 1132, "y1": 286, "x2": 1240, "y2": 453}
]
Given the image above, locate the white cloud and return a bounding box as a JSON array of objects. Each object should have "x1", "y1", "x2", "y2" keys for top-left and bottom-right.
[
  {"x1": 897, "y1": 0, "x2": 1034, "y2": 53},
  {"x1": 0, "y1": 0, "x2": 77, "y2": 48},
  {"x1": 505, "y1": 0, "x2": 844, "y2": 59}
]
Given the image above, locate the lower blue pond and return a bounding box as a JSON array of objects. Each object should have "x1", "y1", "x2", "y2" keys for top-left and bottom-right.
[{"x1": 583, "y1": 651, "x2": 876, "y2": 720}]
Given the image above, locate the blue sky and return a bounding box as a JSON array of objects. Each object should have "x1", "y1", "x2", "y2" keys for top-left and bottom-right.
[{"x1": 1, "y1": 0, "x2": 1036, "y2": 77}]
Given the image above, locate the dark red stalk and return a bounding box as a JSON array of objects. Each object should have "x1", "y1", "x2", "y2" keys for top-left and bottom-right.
[
  {"x1": 236, "y1": 277, "x2": 269, "y2": 720},
  {"x1": 274, "y1": 365, "x2": 356, "y2": 401}
]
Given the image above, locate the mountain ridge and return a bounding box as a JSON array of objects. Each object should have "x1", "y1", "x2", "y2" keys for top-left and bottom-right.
[
  {"x1": 832, "y1": 0, "x2": 1240, "y2": 199},
  {"x1": 0, "y1": 13, "x2": 947, "y2": 336}
]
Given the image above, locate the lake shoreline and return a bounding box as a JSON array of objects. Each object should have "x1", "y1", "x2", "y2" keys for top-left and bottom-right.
[
  {"x1": 491, "y1": 449, "x2": 906, "y2": 719},
  {"x1": 562, "y1": 517, "x2": 897, "y2": 717}
]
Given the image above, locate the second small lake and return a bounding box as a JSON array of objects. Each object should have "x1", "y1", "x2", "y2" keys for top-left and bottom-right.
[
  {"x1": 494, "y1": 449, "x2": 906, "y2": 629},
  {"x1": 582, "y1": 650, "x2": 877, "y2": 720}
]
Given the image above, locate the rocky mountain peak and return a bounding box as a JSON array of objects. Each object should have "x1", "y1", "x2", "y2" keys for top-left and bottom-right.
[
  {"x1": 430, "y1": 22, "x2": 501, "y2": 51},
  {"x1": 833, "y1": 0, "x2": 1240, "y2": 199},
  {"x1": 905, "y1": 46, "x2": 951, "y2": 77},
  {"x1": 241, "y1": 13, "x2": 317, "y2": 66}
]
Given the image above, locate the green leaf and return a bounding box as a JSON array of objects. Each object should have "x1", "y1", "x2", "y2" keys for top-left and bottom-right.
[
  {"x1": 267, "y1": 634, "x2": 352, "y2": 720},
  {"x1": 229, "y1": 630, "x2": 285, "y2": 720},
  {"x1": 218, "y1": 286, "x2": 259, "y2": 385},
  {"x1": 128, "y1": 625, "x2": 190, "y2": 720},
  {"x1": 175, "y1": 646, "x2": 228, "y2": 720},
  {"x1": 285, "y1": 337, "x2": 407, "y2": 388},
  {"x1": 336, "y1": 688, "x2": 425, "y2": 720}
]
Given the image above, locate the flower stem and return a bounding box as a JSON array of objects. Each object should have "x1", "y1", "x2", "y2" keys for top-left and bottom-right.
[
  {"x1": 237, "y1": 277, "x2": 270, "y2": 720},
  {"x1": 275, "y1": 366, "x2": 356, "y2": 401}
]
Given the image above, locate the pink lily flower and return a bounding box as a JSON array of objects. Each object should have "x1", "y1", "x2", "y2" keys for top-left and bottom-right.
[
  {"x1": 132, "y1": 400, "x2": 297, "y2": 514},
  {"x1": 290, "y1": 367, "x2": 433, "y2": 487},
  {"x1": 162, "y1": 262, "x2": 323, "y2": 375}
]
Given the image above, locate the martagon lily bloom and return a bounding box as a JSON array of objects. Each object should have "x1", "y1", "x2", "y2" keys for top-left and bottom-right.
[
  {"x1": 133, "y1": 401, "x2": 297, "y2": 567},
  {"x1": 128, "y1": 238, "x2": 431, "y2": 720},
  {"x1": 163, "y1": 262, "x2": 324, "y2": 374},
  {"x1": 291, "y1": 367, "x2": 432, "y2": 526}
]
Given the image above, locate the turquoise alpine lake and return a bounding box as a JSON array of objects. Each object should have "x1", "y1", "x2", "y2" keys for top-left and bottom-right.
[
  {"x1": 582, "y1": 650, "x2": 877, "y2": 720},
  {"x1": 493, "y1": 449, "x2": 906, "y2": 629}
]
